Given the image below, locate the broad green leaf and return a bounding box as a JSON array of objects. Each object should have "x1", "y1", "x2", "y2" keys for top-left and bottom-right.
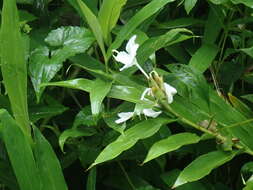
[
  {"x1": 77, "y1": 0, "x2": 106, "y2": 60},
  {"x1": 29, "y1": 26, "x2": 94, "y2": 101},
  {"x1": 98, "y1": 0, "x2": 127, "y2": 44},
  {"x1": 89, "y1": 118, "x2": 175, "y2": 168},
  {"x1": 173, "y1": 151, "x2": 237, "y2": 188},
  {"x1": 241, "y1": 47, "x2": 253, "y2": 58},
  {"x1": 73, "y1": 106, "x2": 97, "y2": 128},
  {"x1": 241, "y1": 162, "x2": 253, "y2": 190},
  {"x1": 107, "y1": 0, "x2": 176, "y2": 57},
  {"x1": 86, "y1": 168, "x2": 96, "y2": 190},
  {"x1": 184, "y1": 0, "x2": 198, "y2": 14},
  {"x1": 208, "y1": 0, "x2": 229, "y2": 4},
  {"x1": 33, "y1": 127, "x2": 68, "y2": 190},
  {"x1": 136, "y1": 28, "x2": 193, "y2": 66},
  {"x1": 143, "y1": 133, "x2": 200, "y2": 164},
  {"x1": 0, "y1": 0, "x2": 30, "y2": 135},
  {"x1": 0, "y1": 109, "x2": 41, "y2": 190},
  {"x1": 59, "y1": 127, "x2": 97, "y2": 152},
  {"x1": 188, "y1": 43, "x2": 218, "y2": 73},
  {"x1": 156, "y1": 18, "x2": 204, "y2": 29},
  {"x1": 90, "y1": 78, "x2": 112, "y2": 116}
]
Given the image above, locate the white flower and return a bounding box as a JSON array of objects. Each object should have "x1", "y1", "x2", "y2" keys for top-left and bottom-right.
[
  {"x1": 115, "y1": 112, "x2": 134, "y2": 124},
  {"x1": 164, "y1": 83, "x2": 177, "y2": 104},
  {"x1": 142, "y1": 109, "x2": 162, "y2": 118},
  {"x1": 115, "y1": 108, "x2": 162, "y2": 124},
  {"x1": 112, "y1": 35, "x2": 139, "y2": 71},
  {"x1": 141, "y1": 83, "x2": 177, "y2": 104}
]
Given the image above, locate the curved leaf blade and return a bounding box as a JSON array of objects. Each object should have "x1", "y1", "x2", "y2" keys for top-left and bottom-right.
[
  {"x1": 173, "y1": 150, "x2": 238, "y2": 188},
  {"x1": 89, "y1": 118, "x2": 175, "y2": 168},
  {"x1": 143, "y1": 133, "x2": 200, "y2": 164}
]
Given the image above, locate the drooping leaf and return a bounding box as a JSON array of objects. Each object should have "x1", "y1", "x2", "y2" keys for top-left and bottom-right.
[
  {"x1": 173, "y1": 151, "x2": 238, "y2": 188},
  {"x1": 143, "y1": 133, "x2": 200, "y2": 164},
  {"x1": 90, "y1": 78, "x2": 112, "y2": 116},
  {"x1": 89, "y1": 118, "x2": 175, "y2": 168},
  {"x1": 0, "y1": 0, "x2": 30, "y2": 135},
  {"x1": 33, "y1": 126, "x2": 68, "y2": 190},
  {"x1": 230, "y1": 0, "x2": 253, "y2": 8},
  {"x1": 59, "y1": 127, "x2": 97, "y2": 152},
  {"x1": 98, "y1": 0, "x2": 127, "y2": 44},
  {"x1": 0, "y1": 109, "x2": 41, "y2": 190},
  {"x1": 184, "y1": 0, "x2": 198, "y2": 14},
  {"x1": 29, "y1": 26, "x2": 94, "y2": 101}
]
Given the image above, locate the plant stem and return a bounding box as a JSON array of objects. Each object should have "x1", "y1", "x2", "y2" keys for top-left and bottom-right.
[
  {"x1": 118, "y1": 161, "x2": 136, "y2": 190},
  {"x1": 159, "y1": 99, "x2": 253, "y2": 156}
]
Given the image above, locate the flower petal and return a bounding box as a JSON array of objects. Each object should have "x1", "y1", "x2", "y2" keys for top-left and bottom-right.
[
  {"x1": 115, "y1": 112, "x2": 134, "y2": 124},
  {"x1": 164, "y1": 83, "x2": 177, "y2": 104},
  {"x1": 140, "y1": 88, "x2": 152, "y2": 101},
  {"x1": 143, "y1": 108, "x2": 162, "y2": 118},
  {"x1": 126, "y1": 35, "x2": 139, "y2": 56},
  {"x1": 113, "y1": 51, "x2": 132, "y2": 65}
]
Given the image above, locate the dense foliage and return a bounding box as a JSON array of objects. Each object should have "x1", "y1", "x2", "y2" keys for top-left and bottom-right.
[{"x1": 1, "y1": 0, "x2": 253, "y2": 189}]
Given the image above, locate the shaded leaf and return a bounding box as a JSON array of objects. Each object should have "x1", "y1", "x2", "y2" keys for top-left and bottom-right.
[
  {"x1": 33, "y1": 127, "x2": 68, "y2": 190},
  {"x1": 59, "y1": 127, "x2": 97, "y2": 152},
  {"x1": 86, "y1": 168, "x2": 96, "y2": 190}
]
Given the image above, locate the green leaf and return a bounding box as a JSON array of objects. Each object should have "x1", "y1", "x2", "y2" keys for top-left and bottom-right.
[
  {"x1": 18, "y1": 10, "x2": 37, "y2": 23},
  {"x1": 143, "y1": 133, "x2": 200, "y2": 164},
  {"x1": 90, "y1": 78, "x2": 112, "y2": 116},
  {"x1": 0, "y1": 109, "x2": 41, "y2": 190},
  {"x1": 173, "y1": 151, "x2": 237, "y2": 188},
  {"x1": 241, "y1": 47, "x2": 253, "y2": 58},
  {"x1": 16, "y1": 0, "x2": 33, "y2": 4},
  {"x1": 86, "y1": 168, "x2": 96, "y2": 190},
  {"x1": 136, "y1": 28, "x2": 193, "y2": 66},
  {"x1": 77, "y1": 0, "x2": 106, "y2": 60},
  {"x1": 188, "y1": 43, "x2": 218, "y2": 73},
  {"x1": 33, "y1": 126, "x2": 68, "y2": 190},
  {"x1": 230, "y1": 0, "x2": 253, "y2": 8},
  {"x1": 98, "y1": 0, "x2": 127, "y2": 44},
  {"x1": 41, "y1": 79, "x2": 146, "y2": 104},
  {"x1": 184, "y1": 0, "x2": 198, "y2": 14},
  {"x1": 0, "y1": 0, "x2": 30, "y2": 135},
  {"x1": 59, "y1": 127, "x2": 97, "y2": 152},
  {"x1": 89, "y1": 118, "x2": 175, "y2": 168},
  {"x1": 107, "y1": 0, "x2": 176, "y2": 57},
  {"x1": 29, "y1": 26, "x2": 94, "y2": 101}
]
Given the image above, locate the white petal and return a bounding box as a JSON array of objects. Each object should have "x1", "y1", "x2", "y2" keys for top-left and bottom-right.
[
  {"x1": 113, "y1": 51, "x2": 132, "y2": 65},
  {"x1": 126, "y1": 35, "x2": 139, "y2": 56},
  {"x1": 140, "y1": 88, "x2": 152, "y2": 100},
  {"x1": 164, "y1": 83, "x2": 177, "y2": 104},
  {"x1": 143, "y1": 109, "x2": 162, "y2": 118},
  {"x1": 115, "y1": 112, "x2": 134, "y2": 124}
]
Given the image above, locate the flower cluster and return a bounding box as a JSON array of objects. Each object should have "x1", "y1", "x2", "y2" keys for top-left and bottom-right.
[{"x1": 113, "y1": 35, "x2": 177, "y2": 124}]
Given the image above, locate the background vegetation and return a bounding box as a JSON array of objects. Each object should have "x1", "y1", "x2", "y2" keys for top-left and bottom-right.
[{"x1": 1, "y1": 0, "x2": 253, "y2": 189}]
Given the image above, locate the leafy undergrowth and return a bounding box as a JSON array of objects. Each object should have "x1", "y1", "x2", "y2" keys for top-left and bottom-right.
[{"x1": 1, "y1": 0, "x2": 253, "y2": 190}]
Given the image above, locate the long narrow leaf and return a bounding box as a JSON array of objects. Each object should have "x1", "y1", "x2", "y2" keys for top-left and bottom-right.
[
  {"x1": 0, "y1": 109, "x2": 41, "y2": 190},
  {"x1": 0, "y1": 0, "x2": 30, "y2": 135}
]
